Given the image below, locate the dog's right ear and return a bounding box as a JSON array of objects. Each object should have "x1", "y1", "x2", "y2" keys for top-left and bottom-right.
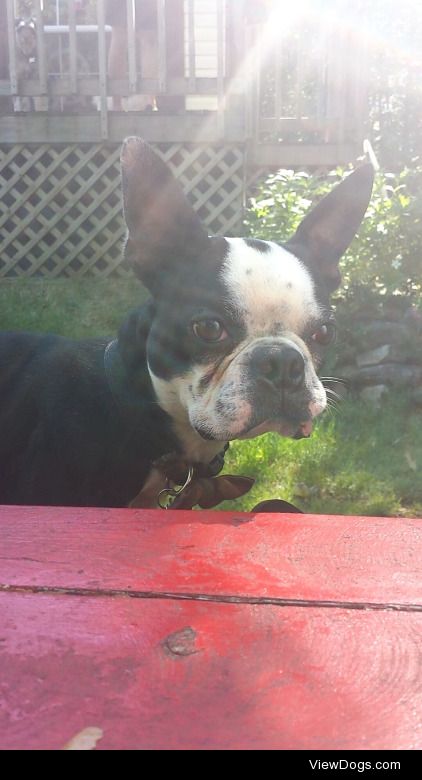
[{"x1": 121, "y1": 138, "x2": 209, "y2": 292}]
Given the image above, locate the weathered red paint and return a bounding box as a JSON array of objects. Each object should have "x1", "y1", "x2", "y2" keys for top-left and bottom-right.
[
  {"x1": 1, "y1": 505, "x2": 421, "y2": 604},
  {"x1": 1, "y1": 506, "x2": 422, "y2": 750}
]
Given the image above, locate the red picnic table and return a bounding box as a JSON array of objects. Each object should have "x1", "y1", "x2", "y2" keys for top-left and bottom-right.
[{"x1": 1, "y1": 505, "x2": 421, "y2": 750}]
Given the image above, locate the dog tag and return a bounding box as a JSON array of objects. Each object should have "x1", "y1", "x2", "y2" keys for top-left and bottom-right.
[{"x1": 157, "y1": 467, "x2": 194, "y2": 510}]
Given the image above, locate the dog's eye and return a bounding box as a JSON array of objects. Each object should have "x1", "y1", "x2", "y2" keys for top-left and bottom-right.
[
  {"x1": 192, "y1": 319, "x2": 227, "y2": 342},
  {"x1": 312, "y1": 322, "x2": 336, "y2": 346}
]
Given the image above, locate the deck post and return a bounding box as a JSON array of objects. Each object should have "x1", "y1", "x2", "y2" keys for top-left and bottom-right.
[{"x1": 96, "y1": 0, "x2": 108, "y2": 140}]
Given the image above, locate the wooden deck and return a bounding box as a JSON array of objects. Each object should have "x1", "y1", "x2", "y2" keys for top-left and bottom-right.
[
  {"x1": 1, "y1": 505, "x2": 421, "y2": 750},
  {"x1": 0, "y1": 0, "x2": 366, "y2": 163},
  {"x1": 0, "y1": 1, "x2": 369, "y2": 278}
]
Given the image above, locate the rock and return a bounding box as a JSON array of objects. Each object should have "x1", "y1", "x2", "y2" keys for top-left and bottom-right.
[
  {"x1": 336, "y1": 364, "x2": 355, "y2": 380},
  {"x1": 404, "y1": 306, "x2": 422, "y2": 335},
  {"x1": 293, "y1": 483, "x2": 319, "y2": 499},
  {"x1": 382, "y1": 297, "x2": 410, "y2": 321},
  {"x1": 360, "y1": 385, "x2": 388, "y2": 405},
  {"x1": 411, "y1": 387, "x2": 422, "y2": 408},
  {"x1": 356, "y1": 343, "x2": 416, "y2": 367},
  {"x1": 336, "y1": 309, "x2": 422, "y2": 400},
  {"x1": 347, "y1": 363, "x2": 422, "y2": 387},
  {"x1": 356, "y1": 344, "x2": 391, "y2": 367},
  {"x1": 360, "y1": 322, "x2": 408, "y2": 349}
]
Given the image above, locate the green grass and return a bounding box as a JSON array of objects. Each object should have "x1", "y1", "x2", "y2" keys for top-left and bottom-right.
[
  {"x1": 0, "y1": 277, "x2": 147, "y2": 339},
  {"x1": 1, "y1": 277, "x2": 421, "y2": 517},
  {"x1": 223, "y1": 397, "x2": 422, "y2": 517}
]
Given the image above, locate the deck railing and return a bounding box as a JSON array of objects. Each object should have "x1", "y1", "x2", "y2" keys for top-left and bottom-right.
[
  {"x1": 0, "y1": 2, "x2": 369, "y2": 278},
  {"x1": 0, "y1": 1, "x2": 233, "y2": 134},
  {"x1": 0, "y1": 0, "x2": 366, "y2": 156}
]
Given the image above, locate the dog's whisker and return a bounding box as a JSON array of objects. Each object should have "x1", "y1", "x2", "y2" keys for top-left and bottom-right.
[
  {"x1": 325, "y1": 401, "x2": 340, "y2": 418},
  {"x1": 326, "y1": 394, "x2": 340, "y2": 408},
  {"x1": 321, "y1": 376, "x2": 347, "y2": 386},
  {"x1": 325, "y1": 388, "x2": 342, "y2": 402},
  {"x1": 323, "y1": 383, "x2": 340, "y2": 394},
  {"x1": 326, "y1": 403, "x2": 340, "y2": 415},
  {"x1": 323, "y1": 405, "x2": 338, "y2": 421},
  {"x1": 326, "y1": 397, "x2": 339, "y2": 409}
]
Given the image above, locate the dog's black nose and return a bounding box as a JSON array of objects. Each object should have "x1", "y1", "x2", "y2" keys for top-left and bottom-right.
[{"x1": 253, "y1": 345, "x2": 305, "y2": 390}]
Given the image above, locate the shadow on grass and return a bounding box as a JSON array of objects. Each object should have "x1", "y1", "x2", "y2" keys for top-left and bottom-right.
[{"x1": 0, "y1": 276, "x2": 148, "y2": 339}]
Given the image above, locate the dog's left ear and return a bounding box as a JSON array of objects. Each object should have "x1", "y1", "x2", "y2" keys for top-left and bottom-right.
[
  {"x1": 121, "y1": 137, "x2": 209, "y2": 292},
  {"x1": 286, "y1": 164, "x2": 374, "y2": 290}
]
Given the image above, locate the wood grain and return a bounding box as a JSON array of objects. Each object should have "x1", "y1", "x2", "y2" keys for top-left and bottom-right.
[
  {"x1": 1, "y1": 591, "x2": 421, "y2": 750},
  {"x1": 2, "y1": 506, "x2": 421, "y2": 749},
  {"x1": 1, "y1": 506, "x2": 421, "y2": 607}
]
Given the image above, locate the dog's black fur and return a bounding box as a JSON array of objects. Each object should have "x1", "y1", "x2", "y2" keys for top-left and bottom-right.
[
  {"x1": 0, "y1": 139, "x2": 373, "y2": 507},
  {"x1": 0, "y1": 311, "x2": 178, "y2": 506}
]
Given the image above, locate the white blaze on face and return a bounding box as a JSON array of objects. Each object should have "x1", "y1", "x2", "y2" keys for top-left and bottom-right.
[{"x1": 221, "y1": 238, "x2": 321, "y2": 337}]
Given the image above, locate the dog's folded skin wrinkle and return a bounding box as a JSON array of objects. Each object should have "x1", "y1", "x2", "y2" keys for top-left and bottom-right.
[{"x1": 0, "y1": 139, "x2": 373, "y2": 507}]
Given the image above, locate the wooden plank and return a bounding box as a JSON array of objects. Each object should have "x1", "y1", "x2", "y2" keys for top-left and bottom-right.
[
  {"x1": 0, "y1": 80, "x2": 11, "y2": 96},
  {"x1": 250, "y1": 142, "x2": 361, "y2": 168},
  {"x1": 216, "y1": 0, "x2": 225, "y2": 137},
  {"x1": 295, "y1": 33, "x2": 304, "y2": 118},
  {"x1": 259, "y1": 117, "x2": 337, "y2": 133},
  {"x1": 157, "y1": 0, "x2": 167, "y2": 93},
  {"x1": 1, "y1": 591, "x2": 421, "y2": 750},
  {"x1": 0, "y1": 112, "x2": 228, "y2": 144},
  {"x1": 187, "y1": 0, "x2": 196, "y2": 91},
  {"x1": 7, "y1": 76, "x2": 245, "y2": 98},
  {"x1": 96, "y1": 0, "x2": 108, "y2": 140},
  {"x1": 68, "y1": 0, "x2": 78, "y2": 94},
  {"x1": 5, "y1": 0, "x2": 17, "y2": 94},
  {"x1": 33, "y1": 0, "x2": 47, "y2": 94},
  {"x1": 349, "y1": 4, "x2": 369, "y2": 144},
  {"x1": 226, "y1": 0, "x2": 245, "y2": 79},
  {"x1": 317, "y1": 20, "x2": 328, "y2": 124},
  {"x1": 325, "y1": 17, "x2": 346, "y2": 144},
  {"x1": 127, "y1": 0, "x2": 137, "y2": 93},
  {"x1": 274, "y1": 39, "x2": 283, "y2": 120},
  {"x1": 244, "y1": 21, "x2": 255, "y2": 140},
  {"x1": 1, "y1": 507, "x2": 422, "y2": 607},
  {"x1": 254, "y1": 25, "x2": 263, "y2": 141}
]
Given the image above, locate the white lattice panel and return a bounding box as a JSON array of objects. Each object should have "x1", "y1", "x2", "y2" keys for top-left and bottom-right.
[{"x1": 0, "y1": 143, "x2": 245, "y2": 277}]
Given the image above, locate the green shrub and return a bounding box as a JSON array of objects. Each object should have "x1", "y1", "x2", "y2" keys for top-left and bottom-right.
[{"x1": 245, "y1": 166, "x2": 422, "y2": 306}]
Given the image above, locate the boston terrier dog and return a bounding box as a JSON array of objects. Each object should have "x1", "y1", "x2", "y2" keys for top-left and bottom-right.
[{"x1": 0, "y1": 139, "x2": 373, "y2": 508}]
